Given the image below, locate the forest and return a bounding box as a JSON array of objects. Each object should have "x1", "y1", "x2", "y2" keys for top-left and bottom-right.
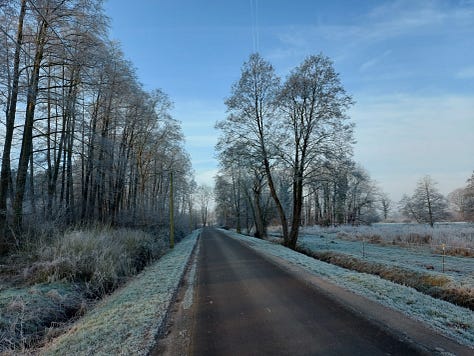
[{"x1": 0, "y1": 0, "x2": 195, "y2": 255}]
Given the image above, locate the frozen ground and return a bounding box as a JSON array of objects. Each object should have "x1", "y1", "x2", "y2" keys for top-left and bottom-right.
[
  {"x1": 223, "y1": 229, "x2": 474, "y2": 348},
  {"x1": 297, "y1": 231, "x2": 474, "y2": 289},
  {"x1": 300, "y1": 223, "x2": 474, "y2": 252}
]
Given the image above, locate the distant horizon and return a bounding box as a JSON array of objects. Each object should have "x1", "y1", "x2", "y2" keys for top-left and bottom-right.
[{"x1": 105, "y1": 0, "x2": 474, "y2": 203}]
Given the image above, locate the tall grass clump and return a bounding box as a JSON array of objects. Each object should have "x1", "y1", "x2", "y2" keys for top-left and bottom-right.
[
  {"x1": 0, "y1": 283, "x2": 84, "y2": 353},
  {"x1": 23, "y1": 228, "x2": 168, "y2": 297}
]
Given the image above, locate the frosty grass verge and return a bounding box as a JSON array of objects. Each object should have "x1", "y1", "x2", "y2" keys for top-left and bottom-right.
[
  {"x1": 41, "y1": 229, "x2": 200, "y2": 356},
  {"x1": 223, "y1": 229, "x2": 474, "y2": 348}
]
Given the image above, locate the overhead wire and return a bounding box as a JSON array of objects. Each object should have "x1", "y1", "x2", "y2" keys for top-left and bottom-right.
[{"x1": 249, "y1": 0, "x2": 259, "y2": 53}]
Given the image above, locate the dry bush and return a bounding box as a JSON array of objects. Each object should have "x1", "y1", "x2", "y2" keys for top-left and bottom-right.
[
  {"x1": 23, "y1": 228, "x2": 167, "y2": 297},
  {"x1": 432, "y1": 245, "x2": 474, "y2": 257},
  {"x1": 405, "y1": 233, "x2": 432, "y2": 245}
]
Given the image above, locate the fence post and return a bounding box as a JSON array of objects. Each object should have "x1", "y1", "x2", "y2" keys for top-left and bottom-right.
[
  {"x1": 442, "y1": 243, "x2": 445, "y2": 273},
  {"x1": 362, "y1": 237, "x2": 365, "y2": 258}
]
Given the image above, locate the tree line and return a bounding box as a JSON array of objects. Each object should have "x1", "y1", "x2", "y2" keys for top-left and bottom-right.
[
  {"x1": 400, "y1": 172, "x2": 474, "y2": 227},
  {"x1": 0, "y1": 0, "x2": 195, "y2": 253},
  {"x1": 215, "y1": 53, "x2": 473, "y2": 249}
]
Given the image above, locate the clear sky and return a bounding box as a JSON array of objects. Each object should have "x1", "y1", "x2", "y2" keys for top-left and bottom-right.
[{"x1": 104, "y1": 0, "x2": 474, "y2": 202}]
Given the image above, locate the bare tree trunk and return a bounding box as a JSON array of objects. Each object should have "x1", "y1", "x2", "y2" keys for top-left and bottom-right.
[
  {"x1": 0, "y1": 0, "x2": 27, "y2": 246},
  {"x1": 13, "y1": 18, "x2": 48, "y2": 230},
  {"x1": 289, "y1": 168, "x2": 304, "y2": 249},
  {"x1": 252, "y1": 184, "x2": 265, "y2": 238}
]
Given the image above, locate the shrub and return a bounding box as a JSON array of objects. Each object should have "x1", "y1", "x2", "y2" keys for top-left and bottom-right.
[{"x1": 23, "y1": 228, "x2": 168, "y2": 297}]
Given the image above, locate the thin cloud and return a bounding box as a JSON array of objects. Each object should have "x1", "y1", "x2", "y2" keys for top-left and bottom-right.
[
  {"x1": 456, "y1": 66, "x2": 474, "y2": 79},
  {"x1": 270, "y1": 1, "x2": 474, "y2": 61},
  {"x1": 359, "y1": 50, "x2": 392, "y2": 72}
]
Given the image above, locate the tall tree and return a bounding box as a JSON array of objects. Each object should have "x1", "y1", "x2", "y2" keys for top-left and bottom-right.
[
  {"x1": 217, "y1": 53, "x2": 289, "y2": 242},
  {"x1": 278, "y1": 54, "x2": 354, "y2": 248},
  {"x1": 463, "y1": 172, "x2": 474, "y2": 221},
  {"x1": 0, "y1": 0, "x2": 27, "y2": 247},
  {"x1": 196, "y1": 185, "x2": 213, "y2": 227}
]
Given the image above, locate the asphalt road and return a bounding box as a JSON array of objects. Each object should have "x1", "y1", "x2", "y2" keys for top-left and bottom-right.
[{"x1": 190, "y1": 228, "x2": 421, "y2": 356}]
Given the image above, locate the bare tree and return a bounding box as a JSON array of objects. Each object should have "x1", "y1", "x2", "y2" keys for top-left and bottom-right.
[
  {"x1": 277, "y1": 54, "x2": 354, "y2": 248},
  {"x1": 0, "y1": 0, "x2": 195, "y2": 251},
  {"x1": 448, "y1": 188, "x2": 466, "y2": 221},
  {"x1": 217, "y1": 53, "x2": 286, "y2": 240},
  {"x1": 463, "y1": 172, "x2": 474, "y2": 221},
  {"x1": 400, "y1": 176, "x2": 449, "y2": 227},
  {"x1": 379, "y1": 192, "x2": 392, "y2": 221},
  {"x1": 217, "y1": 53, "x2": 354, "y2": 248},
  {"x1": 0, "y1": 0, "x2": 27, "y2": 246},
  {"x1": 196, "y1": 185, "x2": 213, "y2": 227}
]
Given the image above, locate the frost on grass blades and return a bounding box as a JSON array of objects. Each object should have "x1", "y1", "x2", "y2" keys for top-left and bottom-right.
[
  {"x1": 224, "y1": 228, "x2": 474, "y2": 348},
  {"x1": 301, "y1": 223, "x2": 474, "y2": 256},
  {"x1": 292, "y1": 224, "x2": 474, "y2": 310},
  {"x1": 40, "y1": 230, "x2": 200, "y2": 356}
]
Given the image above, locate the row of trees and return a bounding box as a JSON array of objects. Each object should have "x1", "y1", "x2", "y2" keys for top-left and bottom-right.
[
  {"x1": 215, "y1": 54, "x2": 473, "y2": 247},
  {"x1": 399, "y1": 173, "x2": 474, "y2": 226},
  {"x1": 0, "y1": 0, "x2": 195, "y2": 253},
  {"x1": 215, "y1": 53, "x2": 391, "y2": 249},
  {"x1": 447, "y1": 172, "x2": 474, "y2": 222}
]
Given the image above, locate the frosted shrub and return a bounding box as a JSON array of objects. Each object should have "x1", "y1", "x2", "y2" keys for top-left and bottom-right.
[{"x1": 24, "y1": 228, "x2": 168, "y2": 297}]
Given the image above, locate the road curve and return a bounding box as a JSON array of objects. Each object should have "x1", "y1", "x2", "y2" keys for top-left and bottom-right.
[{"x1": 190, "y1": 228, "x2": 421, "y2": 355}]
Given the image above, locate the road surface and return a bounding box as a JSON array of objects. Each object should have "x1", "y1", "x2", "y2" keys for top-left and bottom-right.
[{"x1": 190, "y1": 228, "x2": 421, "y2": 355}]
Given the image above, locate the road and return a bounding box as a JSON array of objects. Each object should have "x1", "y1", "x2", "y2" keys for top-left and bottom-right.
[{"x1": 190, "y1": 228, "x2": 421, "y2": 355}]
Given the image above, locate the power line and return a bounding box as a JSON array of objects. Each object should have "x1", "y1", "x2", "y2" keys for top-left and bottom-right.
[{"x1": 249, "y1": 0, "x2": 259, "y2": 52}]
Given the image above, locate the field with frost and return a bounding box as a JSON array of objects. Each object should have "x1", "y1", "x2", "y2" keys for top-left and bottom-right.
[{"x1": 298, "y1": 224, "x2": 474, "y2": 288}]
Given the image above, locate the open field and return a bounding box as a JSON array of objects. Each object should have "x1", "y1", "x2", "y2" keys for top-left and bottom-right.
[
  {"x1": 298, "y1": 224, "x2": 473, "y2": 280},
  {"x1": 301, "y1": 223, "x2": 474, "y2": 256}
]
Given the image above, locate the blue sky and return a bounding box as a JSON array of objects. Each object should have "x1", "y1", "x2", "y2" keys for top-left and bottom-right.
[{"x1": 104, "y1": 0, "x2": 474, "y2": 201}]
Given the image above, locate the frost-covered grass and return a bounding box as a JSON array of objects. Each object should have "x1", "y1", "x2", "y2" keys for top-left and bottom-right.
[
  {"x1": 0, "y1": 283, "x2": 85, "y2": 353},
  {"x1": 224, "y1": 229, "x2": 474, "y2": 348},
  {"x1": 268, "y1": 223, "x2": 474, "y2": 309},
  {"x1": 296, "y1": 232, "x2": 474, "y2": 309},
  {"x1": 39, "y1": 229, "x2": 199, "y2": 356},
  {"x1": 23, "y1": 227, "x2": 168, "y2": 298},
  {"x1": 1, "y1": 227, "x2": 170, "y2": 354},
  {"x1": 300, "y1": 223, "x2": 474, "y2": 256}
]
